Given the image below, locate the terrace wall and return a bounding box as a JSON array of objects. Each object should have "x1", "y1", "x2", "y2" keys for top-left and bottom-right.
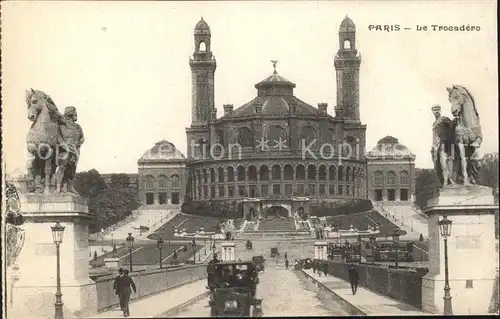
[
  {"x1": 316, "y1": 260, "x2": 428, "y2": 309},
  {"x1": 92, "y1": 264, "x2": 207, "y2": 312}
]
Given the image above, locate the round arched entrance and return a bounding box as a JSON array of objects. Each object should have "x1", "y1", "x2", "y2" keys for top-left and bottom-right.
[{"x1": 265, "y1": 206, "x2": 288, "y2": 218}]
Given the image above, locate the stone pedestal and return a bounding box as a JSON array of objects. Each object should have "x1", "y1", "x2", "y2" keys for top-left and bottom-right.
[
  {"x1": 104, "y1": 257, "x2": 120, "y2": 269},
  {"x1": 12, "y1": 194, "x2": 97, "y2": 318},
  {"x1": 221, "y1": 242, "x2": 236, "y2": 261},
  {"x1": 314, "y1": 241, "x2": 328, "y2": 260},
  {"x1": 421, "y1": 185, "x2": 498, "y2": 315}
]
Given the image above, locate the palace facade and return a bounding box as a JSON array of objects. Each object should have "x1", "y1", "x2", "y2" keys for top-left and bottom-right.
[{"x1": 136, "y1": 17, "x2": 416, "y2": 210}]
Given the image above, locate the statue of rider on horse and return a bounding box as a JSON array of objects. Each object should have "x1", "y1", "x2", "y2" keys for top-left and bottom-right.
[
  {"x1": 25, "y1": 89, "x2": 85, "y2": 194},
  {"x1": 432, "y1": 85, "x2": 482, "y2": 188}
]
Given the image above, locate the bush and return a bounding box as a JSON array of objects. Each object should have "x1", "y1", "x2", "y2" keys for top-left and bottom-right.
[{"x1": 310, "y1": 199, "x2": 373, "y2": 217}]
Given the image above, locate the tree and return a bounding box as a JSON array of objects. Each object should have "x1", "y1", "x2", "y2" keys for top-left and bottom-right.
[
  {"x1": 74, "y1": 169, "x2": 107, "y2": 198},
  {"x1": 414, "y1": 169, "x2": 441, "y2": 210},
  {"x1": 110, "y1": 173, "x2": 131, "y2": 189},
  {"x1": 477, "y1": 153, "x2": 499, "y2": 190},
  {"x1": 74, "y1": 170, "x2": 140, "y2": 233}
]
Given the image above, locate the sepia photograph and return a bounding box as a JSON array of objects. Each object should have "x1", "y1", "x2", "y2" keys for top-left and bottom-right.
[{"x1": 1, "y1": 0, "x2": 498, "y2": 318}]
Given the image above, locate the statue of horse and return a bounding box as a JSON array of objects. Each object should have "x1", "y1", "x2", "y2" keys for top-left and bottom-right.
[
  {"x1": 25, "y1": 89, "x2": 65, "y2": 194},
  {"x1": 447, "y1": 85, "x2": 483, "y2": 185}
]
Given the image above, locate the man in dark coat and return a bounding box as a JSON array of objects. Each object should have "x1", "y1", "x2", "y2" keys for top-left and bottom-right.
[
  {"x1": 348, "y1": 264, "x2": 359, "y2": 295},
  {"x1": 116, "y1": 269, "x2": 137, "y2": 317},
  {"x1": 323, "y1": 262, "x2": 329, "y2": 277},
  {"x1": 113, "y1": 268, "x2": 125, "y2": 311}
]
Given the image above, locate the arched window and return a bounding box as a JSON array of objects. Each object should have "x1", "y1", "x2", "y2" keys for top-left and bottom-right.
[
  {"x1": 170, "y1": 175, "x2": 180, "y2": 189},
  {"x1": 329, "y1": 166, "x2": 336, "y2": 181},
  {"x1": 318, "y1": 165, "x2": 327, "y2": 181},
  {"x1": 271, "y1": 165, "x2": 281, "y2": 180},
  {"x1": 210, "y1": 168, "x2": 215, "y2": 183},
  {"x1": 399, "y1": 171, "x2": 409, "y2": 185},
  {"x1": 346, "y1": 167, "x2": 352, "y2": 182},
  {"x1": 296, "y1": 165, "x2": 305, "y2": 180},
  {"x1": 343, "y1": 39, "x2": 351, "y2": 50},
  {"x1": 299, "y1": 126, "x2": 317, "y2": 148},
  {"x1": 266, "y1": 125, "x2": 287, "y2": 148},
  {"x1": 338, "y1": 166, "x2": 345, "y2": 181},
  {"x1": 342, "y1": 136, "x2": 357, "y2": 157},
  {"x1": 158, "y1": 175, "x2": 167, "y2": 189},
  {"x1": 259, "y1": 165, "x2": 269, "y2": 181},
  {"x1": 237, "y1": 166, "x2": 246, "y2": 181},
  {"x1": 216, "y1": 130, "x2": 224, "y2": 146},
  {"x1": 386, "y1": 171, "x2": 396, "y2": 186},
  {"x1": 218, "y1": 167, "x2": 224, "y2": 183},
  {"x1": 145, "y1": 175, "x2": 154, "y2": 189},
  {"x1": 307, "y1": 165, "x2": 317, "y2": 181},
  {"x1": 227, "y1": 167, "x2": 234, "y2": 182},
  {"x1": 374, "y1": 171, "x2": 384, "y2": 186},
  {"x1": 198, "y1": 41, "x2": 206, "y2": 52},
  {"x1": 284, "y1": 164, "x2": 294, "y2": 180},
  {"x1": 248, "y1": 165, "x2": 257, "y2": 181},
  {"x1": 237, "y1": 127, "x2": 254, "y2": 148},
  {"x1": 202, "y1": 169, "x2": 208, "y2": 183}
]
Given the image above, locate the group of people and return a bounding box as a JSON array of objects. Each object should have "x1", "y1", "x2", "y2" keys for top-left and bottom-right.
[{"x1": 112, "y1": 268, "x2": 137, "y2": 317}]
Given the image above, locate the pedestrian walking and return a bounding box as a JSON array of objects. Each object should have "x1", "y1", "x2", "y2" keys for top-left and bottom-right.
[
  {"x1": 323, "y1": 262, "x2": 329, "y2": 277},
  {"x1": 115, "y1": 269, "x2": 137, "y2": 317},
  {"x1": 284, "y1": 252, "x2": 287, "y2": 260},
  {"x1": 113, "y1": 268, "x2": 125, "y2": 312},
  {"x1": 285, "y1": 259, "x2": 289, "y2": 270},
  {"x1": 312, "y1": 260, "x2": 317, "y2": 274},
  {"x1": 348, "y1": 264, "x2": 359, "y2": 295}
]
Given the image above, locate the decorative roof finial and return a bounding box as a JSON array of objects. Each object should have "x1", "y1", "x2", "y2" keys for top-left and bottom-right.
[{"x1": 271, "y1": 60, "x2": 278, "y2": 74}]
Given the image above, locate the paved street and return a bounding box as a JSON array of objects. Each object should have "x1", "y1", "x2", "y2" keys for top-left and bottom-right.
[{"x1": 168, "y1": 263, "x2": 350, "y2": 317}]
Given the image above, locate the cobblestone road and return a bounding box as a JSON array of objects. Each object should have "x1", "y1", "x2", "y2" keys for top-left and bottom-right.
[{"x1": 168, "y1": 263, "x2": 350, "y2": 317}]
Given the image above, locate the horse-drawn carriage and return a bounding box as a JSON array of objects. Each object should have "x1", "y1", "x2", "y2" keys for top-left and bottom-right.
[
  {"x1": 246, "y1": 240, "x2": 253, "y2": 250},
  {"x1": 206, "y1": 261, "x2": 263, "y2": 317},
  {"x1": 270, "y1": 247, "x2": 279, "y2": 258}
]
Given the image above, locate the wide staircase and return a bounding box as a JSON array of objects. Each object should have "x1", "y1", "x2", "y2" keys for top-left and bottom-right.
[
  {"x1": 242, "y1": 217, "x2": 310, "y2": 239},
  {"x1": 373, "y1": 202, "x2": 428, "y2": 239}
]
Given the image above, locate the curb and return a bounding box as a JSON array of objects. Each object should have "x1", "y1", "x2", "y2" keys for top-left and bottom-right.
[
  {"x1": 298, "y1": 269, "x2": 367, "y2": 316},
  {"x1": 155, "y1": 290, "x2": 210, "y2": 318}
]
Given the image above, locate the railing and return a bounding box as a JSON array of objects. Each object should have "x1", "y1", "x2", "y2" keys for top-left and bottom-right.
[
  {"x1": 93, "y1": 264, "x2": 207, "y2": 312},
  {"x1": 315, "y1": 259, "x2": 428, "y2": 309}
]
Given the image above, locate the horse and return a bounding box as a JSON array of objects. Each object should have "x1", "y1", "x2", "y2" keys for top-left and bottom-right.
[
  {"x1": 447, "y1": 85, "x2": 482, "y2": 185},
  {"x1": 25, "y1": 89, "x2": 64, "y2": 194}
]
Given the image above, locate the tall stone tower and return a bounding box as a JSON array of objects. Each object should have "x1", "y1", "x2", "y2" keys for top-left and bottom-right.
[
  {"x1": 186, "y1": 17, "x2": 216, "y2": 158},
  {"x1": 334, "y1": 16, "x2": 361, "y2": 123}
]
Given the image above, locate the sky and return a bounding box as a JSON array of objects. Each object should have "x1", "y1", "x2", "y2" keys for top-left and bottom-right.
[{"x1": 2, "y1": 0, "x2": 498, "y2": 175}]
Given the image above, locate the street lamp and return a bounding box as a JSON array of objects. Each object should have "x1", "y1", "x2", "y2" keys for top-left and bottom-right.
[
  {"x1": 51, "y1": 221, "x2": 65, "y2": 319},
  {"x1": 157, "y1": 237, "x2": 164, "y2": 269},
  {"x1": 369, "y1": 234, "x2": 376, "y2": 264},
  {"x1": 126, "y1": 233, "x2": 134, "y2": 272},
  {"x1": 204, "y1": 238, "x2": 207, "y2": 255},
  {"x1": 192, "y1": 239, "x2": 196, "y2": 265},
  {"x1": 392, "y1": 229, "x2": 401, "y2": 268},
  {"x1": 438, "y1": 215, "x2": 453, "y2": 315}
]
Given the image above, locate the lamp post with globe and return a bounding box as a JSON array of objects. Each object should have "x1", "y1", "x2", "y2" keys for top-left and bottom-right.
[
  {"x1": 51, "y1": 222, "x2": 65, "y2": 319},
  {"x1": 126, "y1": 233, "x2": 135, "y2": 272},
  {"x1": 438, "y1": 215, "x2": 453, "y2": 315}
]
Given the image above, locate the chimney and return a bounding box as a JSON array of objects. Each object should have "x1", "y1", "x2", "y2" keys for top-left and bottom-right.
[
  {"x1": 318, "y1": 102, "x2": 328, "y2": 114},
  {"x1": 223, "y1": 104, "x2": 233, "y2": 116}
]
